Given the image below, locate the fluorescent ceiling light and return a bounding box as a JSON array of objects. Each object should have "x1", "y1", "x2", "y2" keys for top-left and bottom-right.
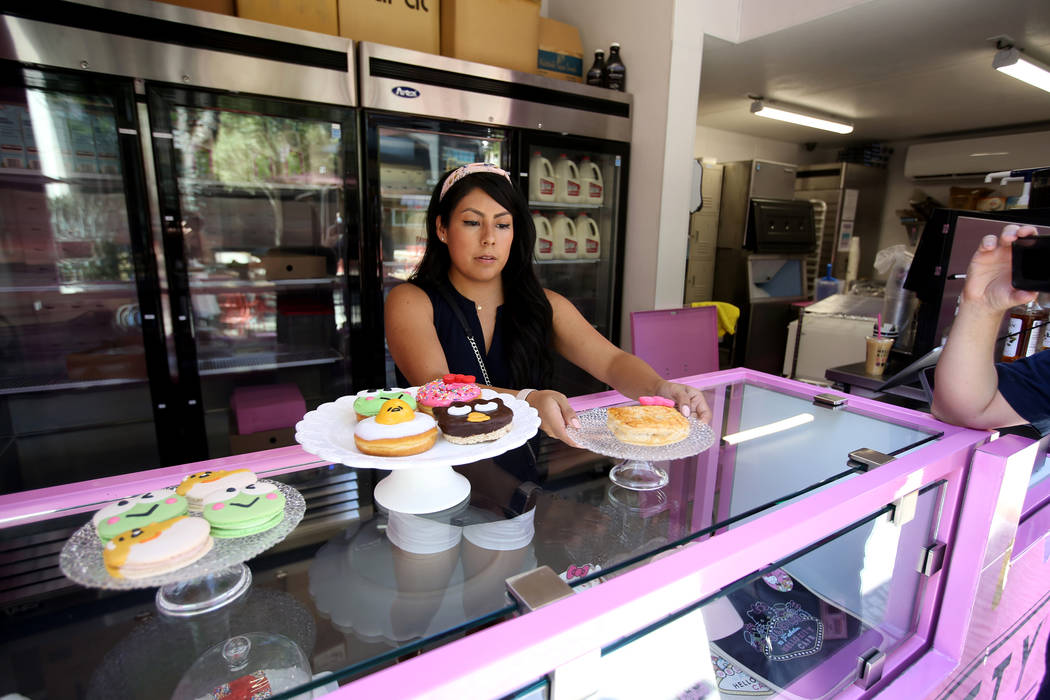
[
  {"x1": 994, "y1": 47, "x2": 1050, "y2": 94},
  {"x1": 750, "y1": 100, "x2": 853, "y2": 134},
  {"x1": 721, "y1": 413, "x2": 815, "y2": 446}
]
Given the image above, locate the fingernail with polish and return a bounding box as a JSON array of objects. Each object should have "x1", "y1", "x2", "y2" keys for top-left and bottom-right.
[
  {"x1": 682, "y1": 405, "x2": 691, "y2": 417},
  {"x1": 571, "y1": 417, "x2": 581, "y2": 429}
]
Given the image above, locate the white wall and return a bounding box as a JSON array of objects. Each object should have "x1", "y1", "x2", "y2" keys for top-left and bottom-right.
[
  {"x1": 694, "y1": 124, "x2": 805, "y2": 165},
  {"x1": 875, "y1": 142, "x2": 1025, "y2": 260},
  {"x1": 548, "y1": 0, "x2": 704, "y2": 349}
]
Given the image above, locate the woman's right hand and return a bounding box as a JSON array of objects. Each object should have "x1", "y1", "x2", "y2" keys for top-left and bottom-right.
[{"x1": 526, "y1": 390, "x2": 581, "y2": 447}]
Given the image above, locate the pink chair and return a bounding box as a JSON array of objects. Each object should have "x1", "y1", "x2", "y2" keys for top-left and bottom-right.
[{"x1": 630, "y1": 305, "x2": 720, "y2": 379}]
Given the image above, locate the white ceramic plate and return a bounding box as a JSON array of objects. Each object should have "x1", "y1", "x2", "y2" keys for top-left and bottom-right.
[{"x1": 295, "y1": 388, "x2": 541, "y2": 471}]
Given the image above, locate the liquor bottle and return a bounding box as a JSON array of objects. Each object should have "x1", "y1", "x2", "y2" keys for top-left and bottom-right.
[
  {"x1": 586, "y1": 50, "x2": 605, "y2": 87},
  {"x1": 602, "y1": 43, "x2": 626, "y2": 92},
  {"x1": 1000, "y1": 301, "x2": 1045, "y2": 362}
]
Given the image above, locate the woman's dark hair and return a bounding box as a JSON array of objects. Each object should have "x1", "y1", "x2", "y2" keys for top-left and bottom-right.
[{"x1": 411, "y1": 169, "x2": 553, "y2": 387}]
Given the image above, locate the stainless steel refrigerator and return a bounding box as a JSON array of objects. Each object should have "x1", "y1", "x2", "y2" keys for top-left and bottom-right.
[
  {"x1": 356, "y1": 42, "x2": 632, "y2": 396},
  {"x1": 0, "y1": 1, "x2": 361, "y2": 491}
]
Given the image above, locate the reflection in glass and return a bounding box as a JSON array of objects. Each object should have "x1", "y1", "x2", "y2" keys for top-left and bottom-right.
[{"x1": 593, "y1": 484, "x2": 942, "y2": 699}]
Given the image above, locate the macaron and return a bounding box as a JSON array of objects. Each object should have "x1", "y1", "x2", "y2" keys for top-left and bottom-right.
[{"x1": 202, "y1": 481, "x2": 286, "y2": 538}]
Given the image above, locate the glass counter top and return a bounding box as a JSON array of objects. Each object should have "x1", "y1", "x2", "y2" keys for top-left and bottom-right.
[{"x1": 0, "y1": 372, "x2": 955, "y2": 699}]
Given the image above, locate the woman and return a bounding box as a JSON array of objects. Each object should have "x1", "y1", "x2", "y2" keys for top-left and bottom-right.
[{"x1": 385, "y1": 162, "x2": 711, "y2": 446}]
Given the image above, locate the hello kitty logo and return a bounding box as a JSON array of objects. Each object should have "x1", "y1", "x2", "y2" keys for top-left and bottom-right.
[{"x1": 742, "y1": 599, "x2": 824, "y2": 661}]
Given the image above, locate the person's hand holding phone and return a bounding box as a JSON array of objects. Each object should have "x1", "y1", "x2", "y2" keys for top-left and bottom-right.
[
  {"x1": 1012, "y1": 232, "x2": 1050, "y2": 292},
  {"x1": 964, "y1": 225, "x2": 1039, "y2": 314}
]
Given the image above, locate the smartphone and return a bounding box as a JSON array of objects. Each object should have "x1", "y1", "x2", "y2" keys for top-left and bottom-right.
[{"x1": 1012, "y1": 235, "x2": 1050, "y2": 292}]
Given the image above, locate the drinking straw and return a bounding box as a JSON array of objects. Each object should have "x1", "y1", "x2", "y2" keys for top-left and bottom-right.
[{"x1": 877, "y1": 313, "x2": 882, "y2": 338}]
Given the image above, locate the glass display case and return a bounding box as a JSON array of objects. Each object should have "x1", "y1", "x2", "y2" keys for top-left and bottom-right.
[{"x1": 3, "y1": 369, "x2": 1044, "y2": 700}]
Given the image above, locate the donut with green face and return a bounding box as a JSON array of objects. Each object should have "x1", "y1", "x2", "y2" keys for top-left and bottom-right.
[
  {"x1": 354, "y1": 389, "x2": 417, "y2": 420},
  {"x1": 92, "y1": 488, "x2": 189, "y2": 541},
  {"x1": 202, "y1": 481, "x2": 285, "y2": 538}
]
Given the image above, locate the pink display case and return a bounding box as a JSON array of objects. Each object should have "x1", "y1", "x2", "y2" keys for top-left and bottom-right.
[{"x1": 1, "y1": 369, "x2": 1045, "y2": 700}]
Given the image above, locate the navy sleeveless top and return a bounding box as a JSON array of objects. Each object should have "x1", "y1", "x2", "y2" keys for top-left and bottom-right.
[
  {"x1": 394, "y1": 279, "x2": 514, "y2": 388},
  {"x1": 394, "y1": 278, "x2": 541, "y2": 483}
]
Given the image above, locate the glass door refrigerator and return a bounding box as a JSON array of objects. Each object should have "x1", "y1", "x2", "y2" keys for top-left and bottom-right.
[
  {"x1": 0, "y1": 63, "x2": 168, "y2": 492},
  {"x1": 362, "y1": 112, "x2": 510, "y2": 387},
  {"x1": 146, "y1": 85, "x2": 360, "y2": 461},
  {"x1": 0, "y1": 1, "x2": 361, "y2": 487},
  {"x1": 519, "y1": 133, "x2": 629, "y2": 396},
  {"x1": 357, "y1": 42, "x2": 632, "y2": 394}
]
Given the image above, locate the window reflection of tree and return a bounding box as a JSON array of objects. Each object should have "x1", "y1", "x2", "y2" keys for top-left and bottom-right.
[{"x1": 173, "y1": 107, "x2": 342, "y2": 251}]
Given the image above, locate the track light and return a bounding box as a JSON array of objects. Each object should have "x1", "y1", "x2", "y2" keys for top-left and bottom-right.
[
  {"x1": 993, "y1": 47, "x2": 1050, "y2": 94},
  {"x1": 750, "y1": 99, "x2": 854, "y2": 134}
]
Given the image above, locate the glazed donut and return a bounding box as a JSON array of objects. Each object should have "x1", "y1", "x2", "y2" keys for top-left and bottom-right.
[
  {"x1": 354, "y1": 398, "x2": 438, "y2": 457},
  {"x1": 416, "y1": 374, "x2": 482, "y2": 414}
]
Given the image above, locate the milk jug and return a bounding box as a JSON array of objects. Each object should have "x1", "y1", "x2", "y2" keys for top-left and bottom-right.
[
  {"x1": 532, "y1": 211, "x2": 554, "y2": 260},
  {"x1": 575, "y1": 214, "x2": 601, "y2": 260},
  {"x1": 551, "y1": 212, "x2": 578, "y2": 260},
  {"x1": 554, "y1": 154, "x2": 582, "y2": 204},
  {"x1": 528, "y1": 152, "x2": 556, "y2": 202},
  {"x1": 580, "y1": 156, "x2": 604, "y2": 205}
]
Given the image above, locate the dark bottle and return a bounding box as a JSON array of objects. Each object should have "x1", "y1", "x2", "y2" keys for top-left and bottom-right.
[
  {"x1": 586, "y1": 49, "x2": 605, "y2": 87},
  {"x1": 603, "y1": 42, "x2": 626, "y2": 92}
]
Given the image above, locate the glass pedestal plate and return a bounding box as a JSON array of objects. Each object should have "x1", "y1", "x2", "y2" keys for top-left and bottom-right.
[
  {"x1": 296, "y1": 388, "x2": 541, "y2": 514},
  {"x1": 60, "y1": 481, "x2": 305, "y2": 617},
  {"x1": 567, "y1": 407, "x2": 716, "y2": 491}
]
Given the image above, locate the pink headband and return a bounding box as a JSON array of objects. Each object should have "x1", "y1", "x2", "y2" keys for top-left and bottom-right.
[{"x1": 439, "y1": 162, "x2": 512, "y2": 201}]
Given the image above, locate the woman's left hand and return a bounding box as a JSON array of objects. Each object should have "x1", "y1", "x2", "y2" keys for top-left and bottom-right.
[{"x1": 655, "y1": 380, "x2": 712, "y2": 423}]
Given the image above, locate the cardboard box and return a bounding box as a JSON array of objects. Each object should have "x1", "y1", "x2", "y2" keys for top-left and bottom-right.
[
  {"x1": 441, "y1": 0, "x2": 539, "y2": 74},
  {"x1": 229, "y1": 426, "x2": 296, "y2": 455},
  {"x1": 65, "y1": 345, "x2": 147, "y2": 381},
  {"x1": 237, "y1": 0, "x2": 338, "y2": 34},
  {"x1": 338, "y1": 0, "x2": 439, "y2": 54},
  {"x1": 155, "y1": 0, "x2": 235, "y2": 13},
  {"x1": 536, "y1": 17, "x2": 582, "y2": 82},
  {"x1": 260, "y1": 252, "x2": 328, "y2": 280}
]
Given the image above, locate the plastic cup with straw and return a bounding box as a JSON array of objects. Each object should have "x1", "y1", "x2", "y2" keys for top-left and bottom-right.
[{"x1": 866, "y1": 313, "x2": 894, "y2": 375}]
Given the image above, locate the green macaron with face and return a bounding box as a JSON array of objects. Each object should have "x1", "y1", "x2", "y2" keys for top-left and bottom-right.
[
  {"x1": 92, "y1": 488, "x2": 189, "y2": 541},
  {"x1": 201, "y1": 481, "x2": 285, "y2": 538},
  {"x1": 353, "y1": 389, "x2": 417, "y2": 419}
]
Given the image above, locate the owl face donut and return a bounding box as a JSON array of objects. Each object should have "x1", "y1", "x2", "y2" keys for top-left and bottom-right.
[
  {"x1": 354, "y1": 398, "x2": 438, "y2": 456},
  {"x1": 92, "y1": 488, "x2": 188, "y2": 541},
  {"x1": 202, "y1": 481, "x2": 286, "y2": 538},
  {"x1": 433, "y1": 397, "x2": 513, "y2": 444},
  {"x1": 416, "y1": 374, "x2": 482, "y2": 414},
  {"x1": 354, "y1": 389, "x2": 417, "y2": 420}
]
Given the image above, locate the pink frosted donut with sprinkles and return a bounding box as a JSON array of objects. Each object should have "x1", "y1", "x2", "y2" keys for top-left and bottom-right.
[{"x1": 416, "y1": 374, "x2": 482, "y2": 414}]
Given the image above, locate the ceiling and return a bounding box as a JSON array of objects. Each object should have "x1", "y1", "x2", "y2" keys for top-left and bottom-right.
[{"x1": 696, "y1": 0, "x2": 1050, "y2": 146}]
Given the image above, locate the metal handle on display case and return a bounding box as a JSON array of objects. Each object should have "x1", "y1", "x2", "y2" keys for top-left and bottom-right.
[
  {"x1": 505, "y1": 566, "x2": 574, "y2": 612},
  {"x1": 506, "y1": 567, "x2": 597, "y2": 700},
  {"x1": 854, "y1": 647, "x2": 885, "y2": 689},
  {"x1": 918, "y1": 541, "x2": 947, "y2": 577},
  {"x1": 890, "y1": 489, "x2": 919, "y2": 526},
  {"x1": 813, "y1": 392, "x2": 847, "y2": 408},
  {"x1": 847, "y1": 448, "x2": 896, "y2": 471}
]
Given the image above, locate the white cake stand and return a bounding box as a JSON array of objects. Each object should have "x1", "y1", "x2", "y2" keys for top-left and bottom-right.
[
  {"x1": 60, "y1": 481, "x2": 305, "y2": 617},
  {"x1": 566, "y1": 408, "x2": 716, "y2": 491},
  {"x1": 295, "y1": 389, "x2": 541, "y2": 515}
]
